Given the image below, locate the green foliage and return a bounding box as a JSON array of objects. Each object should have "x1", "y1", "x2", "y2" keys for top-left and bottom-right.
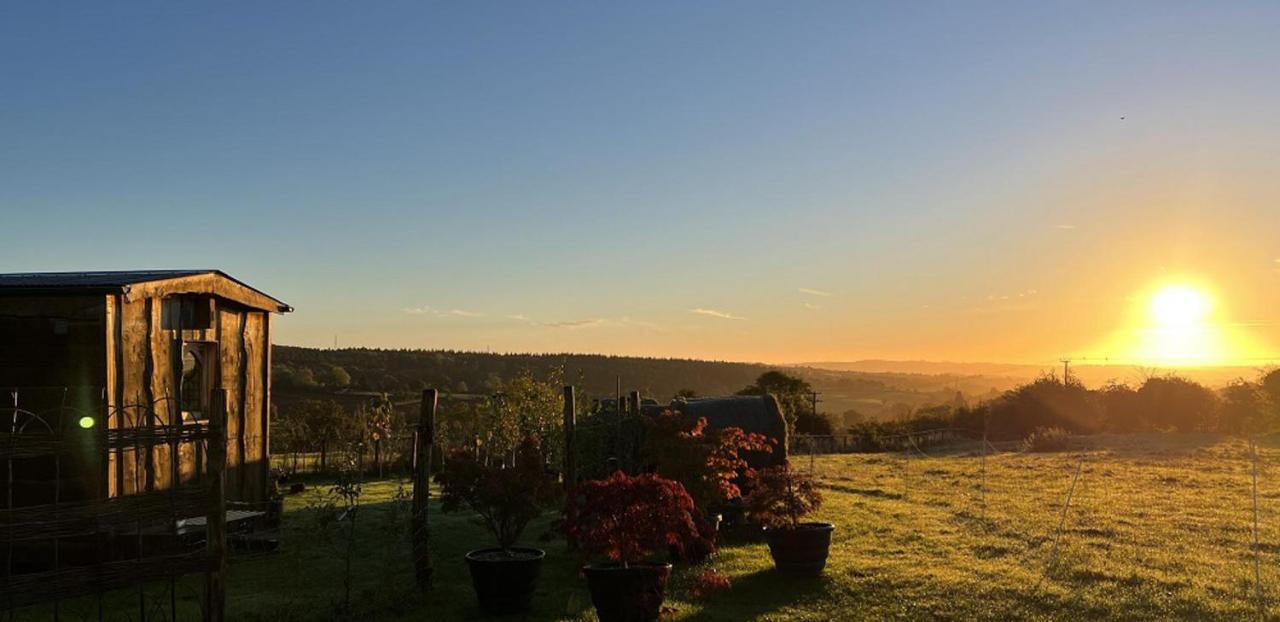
[
  {"x1": 431, "y1": 368, "x2": 567, "y2": 467},
  {"x1": 739, "y1": 370, "x2": 814, "y2": 433},
  {"x1": 794, "y1": 410, "x2": 834, "y2": 435},
  {"x1": 317, "y1": 364, "x2": 352, "y2": 388}
]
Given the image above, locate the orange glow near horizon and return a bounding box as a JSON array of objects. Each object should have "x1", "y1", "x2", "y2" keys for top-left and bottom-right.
[{"x1": 1104, "y1": 280, "x2": 1268, "y2": 367}]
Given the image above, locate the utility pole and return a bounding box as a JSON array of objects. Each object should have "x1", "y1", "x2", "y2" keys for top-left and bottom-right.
[
  {"x1": 809, "y1": 391, "x2": 822, "y2": 420},
  {"x1": 1059, "y1": 359, "x2": 1071, "y2": 384}
]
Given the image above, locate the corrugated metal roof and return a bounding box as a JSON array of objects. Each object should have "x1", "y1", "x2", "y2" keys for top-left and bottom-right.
[{"x1": 0, "y1": 270, "x2": 214, "y2": 291}]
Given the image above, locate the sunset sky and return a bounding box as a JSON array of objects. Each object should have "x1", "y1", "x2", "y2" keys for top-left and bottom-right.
[{"x1": 3, "y1": 2, "x2": 1279, "y2": 365}]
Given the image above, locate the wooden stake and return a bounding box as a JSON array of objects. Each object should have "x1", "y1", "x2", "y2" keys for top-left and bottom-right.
[
  {"x1": 563, "y1": 386, "x2": 576, "y2": 492},
  {"x1": 205, "y1": 389, "x2": 228, "y2": 622},
  {"x1": 412, "y1": 389, "x2": 437, "y2": 591}
]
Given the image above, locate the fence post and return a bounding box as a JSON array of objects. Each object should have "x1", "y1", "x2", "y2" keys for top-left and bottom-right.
[
  {"x1": 205, "y1": 389, "x2": 228, "y2": 622},
  {"x1": 412, "y1": 389, "x2": 437, "y2": 591},
  {"x1": 563, "y1": 386, "x2": 576, "y2": 492}
]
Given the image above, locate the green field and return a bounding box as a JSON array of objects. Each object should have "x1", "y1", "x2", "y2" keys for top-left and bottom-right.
[{"x1": 17, "y1": 433, "x2": 1280, "y2": 620}]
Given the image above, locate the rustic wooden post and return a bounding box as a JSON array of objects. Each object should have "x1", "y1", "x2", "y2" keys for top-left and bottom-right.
[
  {"x1": 205, "y1": 389, "x2": 228, "y2": 622},
  {"x1": 412, "y1": 389, "x2": 437, "y2": 591},
  {"x1": 563, "y1": 385, "x2": 576, "y2": 492}
]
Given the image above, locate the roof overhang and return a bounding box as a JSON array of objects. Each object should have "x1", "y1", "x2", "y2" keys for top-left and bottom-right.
[{"x1": 124, "y1": 272, "x2": 292, "y2": 313}]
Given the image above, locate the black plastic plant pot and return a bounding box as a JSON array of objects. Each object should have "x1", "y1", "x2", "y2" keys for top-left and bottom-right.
[
  {"x1": 583, "y1": 562, "x2": 673, "y2": 622},
  {"x1": 464, "y1": 547, "x2": 546, "y2": 615},
  {"x1": 763, "y1": 522, "x2": 835, "y2": 576}
]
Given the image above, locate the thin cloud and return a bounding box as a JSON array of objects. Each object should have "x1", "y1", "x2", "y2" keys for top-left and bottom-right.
[
  {"x1": 802, "y1": 301, "x2": 823, "y2": 311},
  {"x1": 798, "y1": 288, "x2": 833, "y2": 297},
  {"x1": 506, "y1": 314, "x2": 661, "y2": 330},
  {"x1": 402, "y1": 305, "x2": 484, "y2": 318},
  {"x1": 1056, "y1": 224, "x2": 1077, "y2": 230},
  {"x1": 689, "y1": 308, "x2": 747, "y2": 321},
  {"x1": 543, "y1": 318, "x2": 604, "y2": 329}
]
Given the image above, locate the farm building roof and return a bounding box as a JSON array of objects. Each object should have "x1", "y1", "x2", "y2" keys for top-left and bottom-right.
[
  {"x1": 673, "y1": 394, "x2": 789, "y2": 466},
  {"x1": 0, "y1": 270, "x2": 292, "y2": 313}
]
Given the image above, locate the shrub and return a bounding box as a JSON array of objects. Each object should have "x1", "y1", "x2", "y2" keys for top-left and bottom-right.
[
  {"x1": 641, "y1": 412, "x2": 774, "y2": 510},
  {"x1": 743, "y1": 464, "x2": 823, "y2": 530},
  {"x1": 1136, "y1": 375, "x2": 1220, "y2": 432},
  {"x1": 1021, "y1": 426, "x2": 1071, "y2": 453},
  {"x1": 986, "y1": 376, "x2": 1101, "y2": 440},
  {"x1": 435, "y1": 435, "x2": 561, "y2": 550},
  {"x1": 564, "y1": 471, "x2": 708, "y2": 566},
  {"x1": 794, "y1": 410, "x2": 835, "y2": 435}
]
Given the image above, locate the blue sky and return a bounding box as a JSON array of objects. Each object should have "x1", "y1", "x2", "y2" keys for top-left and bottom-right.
[{"x1": 3, "y1": 2, "x2": 1279, "y2": 363}]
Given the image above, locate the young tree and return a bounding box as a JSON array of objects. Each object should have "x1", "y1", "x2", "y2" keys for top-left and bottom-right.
[
  {"x1": 738, "y1": 371, "x2": 813, "y2": 434},
  {"x1": 294, "y1": 399, "x2": 359, "y2": 473}
]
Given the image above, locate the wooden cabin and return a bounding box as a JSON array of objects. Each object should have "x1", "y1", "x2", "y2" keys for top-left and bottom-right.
[{"x1": 0, "y1": 270, "x2": 291, "y2": 507}]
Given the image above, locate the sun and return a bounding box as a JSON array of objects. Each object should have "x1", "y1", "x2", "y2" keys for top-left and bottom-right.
[
  {"x1": 1150, "y1": 285, "x2": 1212, "y2": 329},
  {"x1": 1133, "y1": 283, "x2": 1223, "y2": 366}
]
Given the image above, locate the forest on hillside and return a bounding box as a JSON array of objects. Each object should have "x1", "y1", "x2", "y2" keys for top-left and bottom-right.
[{"x1": 272, "y1": 346, "x2": 1009, "y2": 419}]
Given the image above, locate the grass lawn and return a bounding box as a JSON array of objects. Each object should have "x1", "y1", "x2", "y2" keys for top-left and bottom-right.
[{"x1": 14, "y1": 433, "x2": 1280, "y2": 620}]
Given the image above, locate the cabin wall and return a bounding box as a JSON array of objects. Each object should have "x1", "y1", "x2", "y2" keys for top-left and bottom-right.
[
  {"x1": 0, "y1": 296, "x2": 106, "y2": 391},
  {"x1": 0, "y1": 296, "x2": 106, "y2": 506},
  {"x1": 106, "y1": 296, "x2": 270, "y2": 503}
]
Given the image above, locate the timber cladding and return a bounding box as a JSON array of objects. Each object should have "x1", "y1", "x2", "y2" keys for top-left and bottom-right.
[{"x1": 106, "y1": 296, "x2": 272, "y2": 502}]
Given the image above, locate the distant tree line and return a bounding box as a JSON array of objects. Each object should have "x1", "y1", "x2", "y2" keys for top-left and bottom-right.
[
  {"x1": 844, "y1": 370, "x2": 1280, "y2": 446},
  {"x1": 270, "y1": 346, "x2": 933, "y2": 413}
]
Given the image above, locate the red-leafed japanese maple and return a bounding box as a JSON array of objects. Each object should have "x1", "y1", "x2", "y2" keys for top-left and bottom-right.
[
  {"x1": 435, "y1": 435, "x2": 561, "y2": 551},
  {"x1": 743, "y1": 463, "x2": 823, "y2": 530},
  {"x1": 563, "y1": 471, "x2": 707, "y2": 566},
  {"x1": 641, "y1": 411, "x2": 774, "y2": 509}
]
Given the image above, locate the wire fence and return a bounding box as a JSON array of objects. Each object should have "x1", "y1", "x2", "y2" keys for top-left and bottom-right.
[
  {"x1": 791, "y1": 431, "x2": 1279, "y2": 620},
  {"x1": 270, "y1": 433, "x2": 418, "y2": 478}
]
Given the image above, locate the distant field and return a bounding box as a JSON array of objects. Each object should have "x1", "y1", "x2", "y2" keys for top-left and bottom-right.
[{"x1": 17, "y1": 434, "x2": 1280, "y2": 620}]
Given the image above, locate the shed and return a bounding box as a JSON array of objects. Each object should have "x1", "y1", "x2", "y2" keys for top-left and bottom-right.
[
  {"x1": 0, "y1": 270, "x2": 291, "y2": 507},
  {"x1": 672, "y1": 395, "x2": 789, "y2": 467}
]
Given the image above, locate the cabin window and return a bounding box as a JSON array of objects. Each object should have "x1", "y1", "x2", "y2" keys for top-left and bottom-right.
[
  {"x1": 163, "y1": 296, "x2": 213, "y2": 330},
  {"x1": 180, "y1": 342, "x2": 216, "y2": 419}
]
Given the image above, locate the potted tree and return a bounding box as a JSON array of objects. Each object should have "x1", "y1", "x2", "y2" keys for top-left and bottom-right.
[
  {"x1": 564, "y1": 471, "x2": 709, "y2": 622},
  {"x1": 744, "y1": 464, "x2": 833, "y2": 576},
  {"x1": 640, "y1": 412, "x2": 773, "y2": 560},
  {"x1": 436, "y1": 435, "x2": 561, "y2": 615}
]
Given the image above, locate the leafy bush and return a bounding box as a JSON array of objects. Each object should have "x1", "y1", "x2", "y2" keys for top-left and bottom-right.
[
  {"x1": 743, "y1": 464, "x2": 823, "y2": 530},
  {"x1": 641, "y1": 412, "x2": 774, "y2": 509},
  {"x1": 564, "y1": 471, "x2": 708, "y2": 565},
  {"x1": 1136, "y1": 375, "x2": 1220, "y2": 432},
  {"x1": 435, "y1": 435, "x2": 561, "y2": 550},
  {"x1": 795, "y1": 410, "x2": 835, "y2": 435},
  {"x1": 1020, "y1": 426, "x2": 1071, "y2": 453}
]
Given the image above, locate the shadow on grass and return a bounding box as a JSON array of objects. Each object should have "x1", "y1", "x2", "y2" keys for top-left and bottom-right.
[
  {"x1": 819, "y1": 482, "x2": 904, "y2": 500},
  {"x1": 682, "y1": 567, "x2": 830, "y2": 622}
]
